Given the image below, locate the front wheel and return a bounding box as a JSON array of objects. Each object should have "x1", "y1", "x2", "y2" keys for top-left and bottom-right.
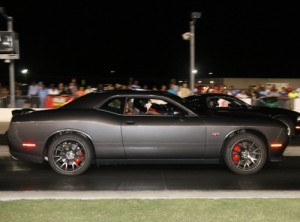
[
  {"x1": 48, "y1": 134, "x2": 93, "y2": 176},
  {"x1": 223, "y1": 133, "x2": 267, "y2": 175}
]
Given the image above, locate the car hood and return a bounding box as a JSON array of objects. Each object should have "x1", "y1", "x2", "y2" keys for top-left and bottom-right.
[{"x1": 251, "y1": 106, "x2": 299, "y2": 117}]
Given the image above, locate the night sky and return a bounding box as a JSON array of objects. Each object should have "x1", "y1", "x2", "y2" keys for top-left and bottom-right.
[{"x1": 0, "y1": 0, "x2": 300, "y2": 87}]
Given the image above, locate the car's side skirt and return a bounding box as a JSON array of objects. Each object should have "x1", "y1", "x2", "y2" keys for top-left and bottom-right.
[{"x1": 95, "y1": 159, "x2": 221, "y2": 166}]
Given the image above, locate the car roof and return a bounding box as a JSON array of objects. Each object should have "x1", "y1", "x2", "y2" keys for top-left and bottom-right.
[
  {"x1": 94, "y1": 89, "x2": 182, "y2": 99},
  {"x1": 61, "y1": 89, "x2": 182, "y2": 109},
  {"x1": 189, "y1": 93, "x2": 234, "y2": 98}
]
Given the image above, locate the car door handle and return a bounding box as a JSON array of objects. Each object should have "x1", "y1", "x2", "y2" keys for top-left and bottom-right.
[{"x1": 125, "y1": 120, "x2": 135, "y2": 125}]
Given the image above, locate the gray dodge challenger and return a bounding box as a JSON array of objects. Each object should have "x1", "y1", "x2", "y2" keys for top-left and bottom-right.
[{"x1": 6, "y1": 90, "x2": 290, "y2": 176}]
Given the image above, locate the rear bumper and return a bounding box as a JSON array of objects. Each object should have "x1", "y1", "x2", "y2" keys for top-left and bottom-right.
[
  {"x1": 5, "y1": 130, "x2": 44, "y2": 164},
  {"x1": 9, "y1": 150, "x2": 44, "y2": 164}
]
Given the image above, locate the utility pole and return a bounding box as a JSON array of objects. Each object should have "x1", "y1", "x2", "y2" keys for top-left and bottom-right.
[
  {"x1": 0, "y1": 7, "x2": 20, "y2": 108},
  {"x1": 189, "y1": 12, "x2": 201, "y2": 94}
]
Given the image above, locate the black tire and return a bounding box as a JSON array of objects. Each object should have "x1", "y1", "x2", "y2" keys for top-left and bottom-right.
[
  {"x1": 223, "y1": 133, "x2": 267, "y2": 175},
  {"x1": 48, "y1": 134, "x2": 93, "y2": 176}
]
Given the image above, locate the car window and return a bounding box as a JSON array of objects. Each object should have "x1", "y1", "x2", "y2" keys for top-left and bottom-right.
[
  {"x1": 100, "y1": 97, "x2": 124, "y2": 114},
  {"x1": 207, "y1": 98, "x2": 231, "y2": 108},
  {"x1": 207, "y1": 96, "x2": 245, "y2": 109},
  {"x1": 124, "y1": 96, "x2": 185, "y2": 116}
]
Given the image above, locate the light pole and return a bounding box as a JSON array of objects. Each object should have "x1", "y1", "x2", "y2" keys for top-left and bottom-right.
[
  {"x1": 189, "y1": 12, "x2": 201, "y2": 94},
  {"x1": 0, "y1": 7, "x2": 20, "y2": 108},
  {"x1": 183, "y1": 12, "x2": 201, "y2": 94}
]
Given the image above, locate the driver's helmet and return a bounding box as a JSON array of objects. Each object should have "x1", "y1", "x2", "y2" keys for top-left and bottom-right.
[{"x1": 133, "y1": 98, "x2": 148, "y2": 113}]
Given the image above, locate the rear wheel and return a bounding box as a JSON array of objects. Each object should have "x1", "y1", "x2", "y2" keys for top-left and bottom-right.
[
  {"x1": 224, "y1": 133, "x2": 267, "y2": 175},
  {"x1": 48, "y1": 134, "x2": 93, "y2": 176}
]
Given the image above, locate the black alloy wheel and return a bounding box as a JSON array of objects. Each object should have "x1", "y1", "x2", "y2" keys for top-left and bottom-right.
[
  {"x1": 48, "y1": 134, "x2": 93, "y2": 176},
  {"x1": 224, "y1": 133, "x2": 267, "y2": 175}
]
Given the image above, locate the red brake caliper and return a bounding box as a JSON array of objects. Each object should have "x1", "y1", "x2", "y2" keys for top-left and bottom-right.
[
  {"x1": 232, "y1": 144, "x2": 241, "y2": 165},
  {"x1": 74, "y1": 151, "x2": 84, "y2": 164}
]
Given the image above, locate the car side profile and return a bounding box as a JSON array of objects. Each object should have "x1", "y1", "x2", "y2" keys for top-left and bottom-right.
[
  {"x1": 6, "y1": 90, "x2": 289, "y2": 176},
  {"x1": 184, "y1": 93, "x2": 300, "y2": 137}
]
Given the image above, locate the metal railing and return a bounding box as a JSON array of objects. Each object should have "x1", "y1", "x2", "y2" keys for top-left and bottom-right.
[{"x1": 0, "y1": 96, "x2": 39, "y2": 108}]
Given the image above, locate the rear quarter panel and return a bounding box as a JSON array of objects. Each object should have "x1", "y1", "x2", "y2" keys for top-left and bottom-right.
[{"x1": 6, "y1": 109, "x2": 125, "y2": 159}]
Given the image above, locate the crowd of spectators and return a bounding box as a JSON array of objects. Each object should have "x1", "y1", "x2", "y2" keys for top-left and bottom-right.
[{"x1": 0, "y1": 78, "x2": 300, "y2": 109}]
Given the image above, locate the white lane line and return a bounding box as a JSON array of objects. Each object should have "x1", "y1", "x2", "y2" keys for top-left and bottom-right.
[{"x1": 1, "y1": 190, "x2": 300, "y2": 200}]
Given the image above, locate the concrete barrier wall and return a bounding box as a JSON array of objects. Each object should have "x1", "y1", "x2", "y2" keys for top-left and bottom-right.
[
  {"x1": 0, "y1": 108, "x2": 47, "y2": 122},
  {"x1": 0, "y1": 108, "x2": 14, "y2": 122},
  {"x1": 295, "y1": 99, "x2": 300, "y2": 113},
  {"x1": 0, "y1": 109, "x2": 14, "y2": 134}
]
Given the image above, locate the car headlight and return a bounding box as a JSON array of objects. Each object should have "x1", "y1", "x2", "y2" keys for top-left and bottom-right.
[{"x1": 297, "y1": 116, "x2": 300, "y2": 122}]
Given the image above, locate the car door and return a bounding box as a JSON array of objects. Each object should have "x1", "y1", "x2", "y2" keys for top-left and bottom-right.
[{"x1": 121, "y1": 96, "x2": 206, "y2": 159}]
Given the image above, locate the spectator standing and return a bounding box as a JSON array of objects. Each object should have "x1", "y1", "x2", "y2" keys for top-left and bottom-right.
[
  {"x1": 48, "y1": 84, "x2": 59, "y2": 96},
  {"x1": 248, "y1": 86, "x2": 258, "y2": 105},
  {"x1": 235, "y1": 90, "x2": 249, "y2": 99},
  {"x1": 285, "y1": 84, "x2": 293, "y2": 94},
  {"x1": 278, "y1": 87, "x2": 288, "y2": 109},
  {"x1": 27, "y1": 81, "x2": 39, "y2": 108},
  {"x1": 69, "y1": 78, "x2": 78, "y2": 96},
  {"x1": 57, "y1": 83, "x2": 64, "y2": 95},
  {"x1": 160, "y1": 85, "x2": 167, "y2": 92},
  {"x1": 167, "y1": 84, "x2": 177, "y2": 95},
  {"x1": 0, "y1": 86, "x2": 9, "y2": 107},
  {"x1": 228, "y1": 86, "x2": 238, "y2": 96},
  {"x1": 60, "y1": 85, "x2": 72, "y2": 96},
  {"x1": 75, "y1": 86, "x2": 86, "y2": 97},
  {"x1": 168, "y1": 79, "x2": 179, "y2": 95},
  {"x1": 38, "y1": 83, "x2": 48, "y2": 108},
  {"x1": 287, "y1": 89, "x2": 298, "y2": 110},
  {"x1": 177, "y1": 82, "x2": 192, "y2": 98},
  {"x1": 257, "y1": 84, "x2": 269, "y2": 98},
  {"x1": 288, "y1": 89, "x2": 298, "y2": 99},
  {"x1": 84, "y1": 85, "x2": 94, "y2": 94},
  {"x1": 268, "y1": 86, "x2": 280, "y2": 97},
  {"x1": 27, "y1": 81, "x2": 39, "y2": 97}
]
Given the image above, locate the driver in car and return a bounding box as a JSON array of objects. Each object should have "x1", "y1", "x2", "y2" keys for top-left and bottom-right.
[{"x1": 133, "y1": 99, "x2": 160, "y2": 115}]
